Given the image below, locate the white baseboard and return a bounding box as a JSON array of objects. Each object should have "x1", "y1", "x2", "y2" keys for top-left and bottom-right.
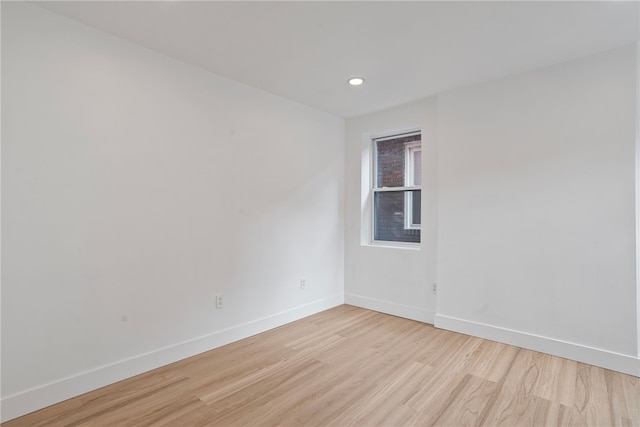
[
  {"x1": 1, "y1": 294, "x2": 344, "y2": 423},
  {"x1": 435, "y1": 314, "x2": 640, "y2": 377},
  {"x1": 345, "y1": 293, "x2": 435, "y2": 324}
]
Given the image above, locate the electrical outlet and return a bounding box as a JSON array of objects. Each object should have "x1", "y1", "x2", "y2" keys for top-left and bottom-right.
[
  {"x1": 432, "y1": 282, "x2": 437, "y2": 294},
  {"x1": 216, "y1": 294, "x2": 224, "y2": 309},
  {"x1": 300, "y1": 277, "x2": 306, "y2": 290}
]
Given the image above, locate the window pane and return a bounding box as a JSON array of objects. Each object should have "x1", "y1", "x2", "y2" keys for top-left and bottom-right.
[
  {"x1": 411, "y1": 191, "x2": 421, "y2": 226},
  {"x1": 374, "y1": 191, "x2": 421, "y2": 243},
  {"x1": 376, "y1": 139, "x2": 405, "y2": 188},
  {"x1": 375, "y1": 133, "x2": 421, "y2": 188},
  {"x1": 413, "y1": 150, "x2": 421, "y2": 185}
]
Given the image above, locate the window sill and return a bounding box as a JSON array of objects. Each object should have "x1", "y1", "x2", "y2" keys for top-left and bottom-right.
[{"x1": 363, "y1": 241, "x2": 421, "y2": 251}]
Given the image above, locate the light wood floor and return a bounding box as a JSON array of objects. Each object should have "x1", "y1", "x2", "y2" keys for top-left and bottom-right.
[{"x1": 4, "y1": 305, "x2": 639, "y2": 426}]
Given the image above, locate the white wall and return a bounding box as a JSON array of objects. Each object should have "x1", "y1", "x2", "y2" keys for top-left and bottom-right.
[
  {"x1": 1, "y1": 3, "x2": 344, "y2": 420},
  {"x1": 344, "y1": 45, "x2": 639, "y2": 376},
  {"x1": 344, "y1": 97, "x2": 438, "y2": 323},
  {"x1": 435, "y1": 45, "x2": 639, "y2": 375}
]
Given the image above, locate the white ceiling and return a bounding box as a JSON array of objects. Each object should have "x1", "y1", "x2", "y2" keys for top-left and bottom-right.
[{"x1": 35, "y1": 1, "x2": 639, "y2": 118}]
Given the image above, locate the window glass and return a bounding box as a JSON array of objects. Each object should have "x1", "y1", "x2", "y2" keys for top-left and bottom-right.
[
  {"x1": 413, "y1": 150, "x2": 421, "y2": 185},
  {"x1": 376, "y1": 138, "x2": 406, "y2": 188},
  {"x1": 374, "y1": 191, "x2": 421, "y2": 243}
]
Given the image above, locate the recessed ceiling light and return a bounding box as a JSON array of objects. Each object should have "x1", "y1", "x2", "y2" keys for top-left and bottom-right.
[{"x1": 348, "y1": 77, "x2": 365, "y2": 86}]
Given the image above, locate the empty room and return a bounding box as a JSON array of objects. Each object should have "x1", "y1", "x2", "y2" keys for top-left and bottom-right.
[{"x1": 2, "y1": 1, "x2": 640, "y2": 425}]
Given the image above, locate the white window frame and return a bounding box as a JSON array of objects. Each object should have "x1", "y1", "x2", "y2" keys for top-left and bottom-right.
[
  {"x1": 404, "y1": 142, "x2": 422, "y2": 230},
  {"x1": 371, "y1": 131, "x2": 422, "y2": 245}
]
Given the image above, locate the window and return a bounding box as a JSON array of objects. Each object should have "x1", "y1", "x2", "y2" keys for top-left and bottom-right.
[{"x1": 372, "y1": 131, "x2": 422, "y2": 244}]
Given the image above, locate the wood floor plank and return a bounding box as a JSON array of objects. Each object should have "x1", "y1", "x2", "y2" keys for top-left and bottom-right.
[
  {"x1": 204, "y1": 359, "x2": 329, "y2": 425},
  {"x1": 254, "y1": 366, "x2": 377, "y2": 427},
  {"x1": 4, "y1": 305, "x2": 639, "y2": 427},
  {"x1": 466, "y1": 340, "x2": 520, "y2": 383},
  {"x1": 620, "y1": 372, "x2": 640, "y2": 423},
  {"x1": 532, "y1": 353, "x2": 577, "y2": 407},
  {"x1": 466, "y1": 348, "x2": 546, "y2": 426},
  {"x1": 131, "y1": 396, "x2": 207, "y2": 427},
  {"x1": 431, "y1": 374, "x2": 501, "y2": 427},
  {"x1": 327, "y1": 361, "x2": 432, "y2": 426},
  {"x1": 571, "y1": 363, "x2": 615, "y2": 426},
  {"x1": 604, "y1": 367, "x2": 634, "y2": 426},
  {"x1": 533, "y1": 401, "x2": 573, "y2": 427}
]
